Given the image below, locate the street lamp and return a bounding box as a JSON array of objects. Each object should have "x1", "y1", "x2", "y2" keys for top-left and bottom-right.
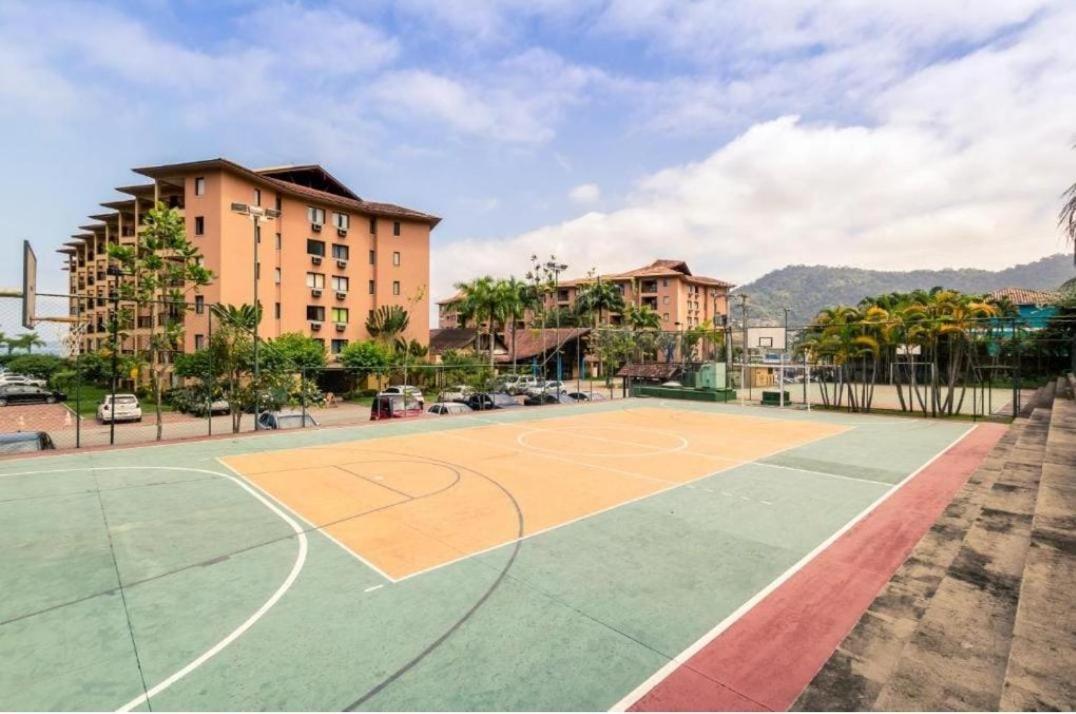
[
  {"x1": 230, "y1": 202, "x2": 281, "y2": 428},
  {"x1": 545, "y1": 259, "x2": 568, "y2": 398}
]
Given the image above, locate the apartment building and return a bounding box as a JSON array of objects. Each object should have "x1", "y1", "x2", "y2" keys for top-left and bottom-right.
[
  {"x1": 58, "y1": 158, "x2": 439, "y2": 361},
  {"x1": 437, "y1": 259, "x2": 732, "y2": 330}
]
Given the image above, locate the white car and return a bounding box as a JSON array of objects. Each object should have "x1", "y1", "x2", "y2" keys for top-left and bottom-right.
[
  {"x1": 427, "y1": 402, "x2": 473, "y2": 416},
  {"x1": 502, "y1": 375, "x2": 539, "y2": 395},
  {"x1": 97, "y1": 393, "x2": 142, "y2": 423},
  {"x1": 0, "y1": 373, "x2": 46, "y2": 388},
  {"x1": 381, "y1": 385, "x2": 424, "y2": 405},
  {"x1": 438, "y1": 384, "x2": 473, "y2": 402},
  {"x1": 525, "y1": 380, "x2": 566, "y2": 397}
]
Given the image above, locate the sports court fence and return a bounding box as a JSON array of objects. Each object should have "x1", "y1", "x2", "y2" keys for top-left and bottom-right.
[{"x1": 1, "y1": 291, "x2": 1073, "y2": 454}]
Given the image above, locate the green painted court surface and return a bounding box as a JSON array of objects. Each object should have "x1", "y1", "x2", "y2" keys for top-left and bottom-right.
[{"x1": 0, "y1": 400, "x2": 971, "y2": 711}]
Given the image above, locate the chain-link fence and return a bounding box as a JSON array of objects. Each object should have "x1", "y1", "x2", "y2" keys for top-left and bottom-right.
[{"x1": 1, "y1": 291, "x2": 1073, "y2": 455}]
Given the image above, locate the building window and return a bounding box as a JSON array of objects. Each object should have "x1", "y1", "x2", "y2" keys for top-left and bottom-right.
[
  {"x1": 195, "y1": 295, "x2": 204, "y2": 314},
  {"x1": 254, "y1": 224, "x2": 261, "y2": 243},
  {"x1": 307, "y1": 239, "x2": 325, "y2": 256},
  {"x1": 194, "y1": 177, "x2": 205, "y2": 196},
  {"x1": 194, "y1": 334, "x2": 205, "y2": 350},
  {"x1": 369, "y1": 217, "x2": 377, "y2": 234},
  {"x1": 392, "y1": 280, "x2": 401, "y2": 296},
  {"x1": 275, "y1": 233, "x2": 282, "y2": 250},
  {"x1": 275, "y1": 194, "x2": 282, "y2": 211},
  {"x1": 274, "y1": 302, "x2": 281, "y2": 319},
  {"x1": 332, "y1": 307, "x2": 349, "y2": 323},
  {"x1": 332, "y1": 275, "x2": 349, "y2": 292},
  {"x1": 392, "y1": 251, "x2": 401, "y2": 266},
  {"x1": 334, "y1": 213, "x2": 349, "y2": 230},
  {"x1": 368, "y1": 279, "x2": 375, "y2": 294},
  {"x1": 306, "y1": 272, "x2": 325, "y2": 289},
  {"x1": 663, "y1": 295, "x2": 670, "y2": 305},
  {"x1": 663, "y1": 278, "x2": 669, "y2": 287},
  {"x1": 369, "y1": 249, "x2": 376, "y2": 264},
  {"x1": 332, "y1": 244, "x2": 349, "y2": 260},
  {"x1": 663, "y1": 312, "x2": 670, "y2": 321},
  {"x1": 274, "y1": 268, "x2": 281, "y2": 284},
  {"x1": 307, "y1": 305, "x2": 325, "y2": 322},
  {"x1": 253, "y1": 188, "x2": 261, "y2": 206},
  {"x1": 255, "y1": 262, "x2": 260, "y2": 279},
  {"x1": 194, "y1": 216, "x2": 205, "y2": 236},
  {"x1": 307, "y1": 206, "x2": 325, "y2": 225},
  {"x1": 393, "y1": 221, "x2": 401, "y2": 236},
  {"x1": 331, "y1": 339, "x2": 348, "y2": 355}
]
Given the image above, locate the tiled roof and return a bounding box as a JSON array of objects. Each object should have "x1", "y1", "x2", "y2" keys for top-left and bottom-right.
[
  {"x1": 498, "y1": 327, "x2": 590, "y2": 362},
  {"x1": 429, "y1": 328, "x2": 479, "y2": 354},
  {"x1": 990, "y1": 288, "x2": 1061, "y2": 306}
]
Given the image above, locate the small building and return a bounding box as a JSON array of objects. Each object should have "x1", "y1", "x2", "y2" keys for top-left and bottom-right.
[{"x1": 990, "y1": 288, "x2": 1060, "y2": 329}]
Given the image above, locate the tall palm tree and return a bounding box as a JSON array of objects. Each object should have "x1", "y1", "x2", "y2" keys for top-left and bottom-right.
[
  {"x1": 575, "y1": 277, "x2": 626, "y2": 328},
  {"x1": 455, "y1": 276, "x2": 503, "y2": 368},
  {"x1": 13, "y1": 332, "x2": 45, "y2": 354},
  {"x1": 1060, "y1": 166, "x2": 1076, "y2": 265},
  {"x1": 498, "y1": 277, "x2": 533, "y2": 373}
]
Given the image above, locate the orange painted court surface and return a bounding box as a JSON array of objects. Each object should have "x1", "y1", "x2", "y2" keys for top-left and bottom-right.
[{"x1": 222, "y1": 407, "x2": 848, "y2": 580}]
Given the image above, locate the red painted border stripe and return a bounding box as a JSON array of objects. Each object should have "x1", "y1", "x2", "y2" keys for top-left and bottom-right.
[{"x1": 626, "y1": 422, "x2": 1006, "y2": 712}]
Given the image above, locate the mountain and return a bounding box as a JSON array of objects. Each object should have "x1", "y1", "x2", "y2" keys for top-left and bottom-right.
[{"x1": 735, "y1": 253, "x2": 1075, "y2": 325}]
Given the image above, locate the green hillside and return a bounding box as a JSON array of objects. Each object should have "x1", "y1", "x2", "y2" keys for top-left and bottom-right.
[{"x1": 737, "y1": 253, "x2": 1075, "y2": 325}]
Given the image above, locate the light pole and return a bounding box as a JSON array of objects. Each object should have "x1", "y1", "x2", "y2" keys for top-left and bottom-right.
[
  {"x1": 738, "y1": 293, "x2": 749, "y2": 405},
  {"x1": 545, "y1": 258, "x2": 568, "y2": 398},
  {"x1": 230, "y1": 202, "x2": 280, "y2": 428},
  {"x1": 106, "y1": 264, "x2": 125, "y2": 446}
]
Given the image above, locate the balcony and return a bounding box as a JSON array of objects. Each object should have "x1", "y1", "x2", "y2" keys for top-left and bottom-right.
[{"x1": 640, "y1": 280, "x2": 658, "y2": 294}]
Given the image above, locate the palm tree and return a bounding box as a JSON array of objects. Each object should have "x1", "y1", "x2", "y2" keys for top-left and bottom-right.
[
  {"x1": 575, "y1": 277, "x2": 626, "y2": 328},
  {"x1": 455, "y1": 276, "x2": 503, "y2": 368},
  {"x1": 12, "y1": 332, "x2": 45, "y2": 354},
  {"x1": 498, "y1": 277, "x2": 533, "y2": 373},
  {"x1": 365, "y1": 305, "x2": 410, "y2": 345},
  {"x1": 1060, "y1": 165, "x2": 1076, "y2": 265},
  {"x1": 211, "y1": 303, "x2": 261, "y2": 332}
]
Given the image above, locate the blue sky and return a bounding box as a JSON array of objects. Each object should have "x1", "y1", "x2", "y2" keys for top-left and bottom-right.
[{"x1": 2, "y1": 0, "x2": 1074, "y2": 313}]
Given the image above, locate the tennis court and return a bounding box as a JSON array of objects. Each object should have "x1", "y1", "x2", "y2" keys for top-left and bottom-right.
[{"x1": 0, "y1": 399, "x2": 989, "y2": 711}]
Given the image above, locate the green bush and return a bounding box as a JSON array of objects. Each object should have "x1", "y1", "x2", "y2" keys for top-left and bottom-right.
[{"x1": 5, "y1": 354, "x2": 68, "y2": 381}]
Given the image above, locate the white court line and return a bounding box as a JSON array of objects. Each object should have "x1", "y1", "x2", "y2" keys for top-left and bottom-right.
[
  {"x1": 607, "y1": 423, "x2": 979, "y2": 711},
  {"x1": 216, "y1": 459, "x2": 399, "y2": 584},
  {"x1": 0, "y1": 465, "x2": 309, "y2": 713},
  {"x1": 363, "y1": 584, "x2": 384, "y2": 593}
]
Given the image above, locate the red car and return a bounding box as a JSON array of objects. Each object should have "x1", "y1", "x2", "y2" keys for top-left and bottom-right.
[{"x1": 370, "y1": 393, "x2": 424, "y2": 420}]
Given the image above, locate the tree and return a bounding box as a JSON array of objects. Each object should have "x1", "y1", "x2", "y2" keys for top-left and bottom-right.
[
  {"x1": 575, "y1": 275, "x2": 625, "y2": 328},
  {"x1": 455, "y1": 276, "x2": 503, "y2": 368},
  {"x1": 1061, "y1": 156, "x2": 1076, "y2": 265},
  {"x1": 206, "y1": 303, "x2": 258, "y2": 433},
  {"x1": 339, "y1": 340, "x2": 392, "y2": 388},
  {"x1": 498, "y1": 277, "x2": 535, "y2": 372},
  {"x1": 5, "y1": 354, "x2": 65, "y2": 381},
  {"x1": 366, "y1": 305, "x2": 410, "y2": 345},
  {"x1": 109, "y1": 203, "x2": 213, "y2": 439},
  {"x1": 10, "y1": 332, "x2": 45, "y2": 354},
  {"x1": 267, "y1": 332, "x2": 326, "y2": 371}
]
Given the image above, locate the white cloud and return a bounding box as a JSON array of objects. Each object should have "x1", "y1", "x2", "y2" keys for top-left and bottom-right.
[
  {"x1": 569, "y1": 183, "x2": 601, "y2": 204},
  {"x1": 432, "y1": 6, "x2": 1076, "y2": 300}
]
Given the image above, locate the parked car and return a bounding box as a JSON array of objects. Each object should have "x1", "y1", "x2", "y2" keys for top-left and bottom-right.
[
  {"x1": 661, "y1": 380, "x2": 683, "y2": 387},
  {"x1": 523, "y1": 392, "x2": 576, "y2": 406},
  {"x1": 0, "y1": 431, "x2": 56, "y2": 454},
  {"x1": 371, "y1": 393, "x2": 424, "y2": 420},
  {"x1": 257, "y1": 410, "x2": 319, "y2": 430},
  {"x1": 566, "y1": 391, "x2": 606, "y2": 401},
  {"x1": 0, "y1": 374, "x2": 47, "y2": 388},
  {"x1": 190, "y1": 398, "x2": 230, "y2": 416},
  {"x1": 438, "y1": 384, "x2": 473, "y2": 402},
  {"x1": 427, "y1": 402, "x2": 474, "y2": 416},
  {"x1": 96, "y1": 394, "x2": 142, "y2": 423},
  {"x1": 0, "y1": 384, "x2": 67, "y2": 406},
  {"x1": 525, "y1": 380, "x2": 567, "y2": 397},
  {"x1": 466, "y1": 392, "x2": 520, "y2": 411},
  {"x1": 501, "y1": 375, "x2": 540, "y2": 395},
  {"x1": 381, "y1": 385, "x2": 424, "y2": 405}
]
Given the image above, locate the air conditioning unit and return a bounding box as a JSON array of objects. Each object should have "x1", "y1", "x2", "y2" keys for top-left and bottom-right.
[
  {"x1": 310, "y1": 321, "x2": 322, "y2": 331},
  {"x1": 311, "y1": 288, "x2": 323, "y2": 297},
  {"x1": 336, "y1": 259, "x2": 347, "y2": 268},
  {"x1": 337, "y1": 228, "x2": 347, "y2": 238},
  {"x1": 334, "y1": 323, "x2": 346, "y2": 332},
  {"x1": 311, "y1": 223, "x2": 322, "y2": 232},
  {"x1": 311, "y1": 255, "x2": 322, "y2": 265},
  {"x1": 335, "y1": 291, "x2": 347, "y2": 300}
]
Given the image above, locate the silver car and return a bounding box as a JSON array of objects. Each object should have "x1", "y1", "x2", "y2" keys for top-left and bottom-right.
[{"x1": 427, "y1": 402, "x2": 473, "y2": 416}]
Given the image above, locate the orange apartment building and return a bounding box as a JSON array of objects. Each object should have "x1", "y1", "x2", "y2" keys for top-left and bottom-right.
[
  {"x1": 437, "y1": 259, "x2": 732, "y2": 331},
  {"x1": 58, "y1": 159, "x2": 439, "y2": 362}
]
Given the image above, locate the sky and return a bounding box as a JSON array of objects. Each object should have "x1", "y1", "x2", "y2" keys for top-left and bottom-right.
[{"x1": 2, "y1": 0, "x2": 1075, "y2": 318}]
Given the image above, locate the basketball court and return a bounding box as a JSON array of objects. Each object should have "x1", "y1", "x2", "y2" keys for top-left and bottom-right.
[{"x1": 0, "y1": 399, "x2": 996, "y2": 711}]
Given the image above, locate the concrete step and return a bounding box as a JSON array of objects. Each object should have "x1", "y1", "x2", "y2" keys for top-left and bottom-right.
[
  {"x1": 870, "y1": 402, "x2": 1052, "y2": 711},
  {"x1": 792, "y1": 421, "x2": 1027, "y2": 711},
  {"x1": 1000, "y1": 394, "x2": 1076, "y2": 711}
]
